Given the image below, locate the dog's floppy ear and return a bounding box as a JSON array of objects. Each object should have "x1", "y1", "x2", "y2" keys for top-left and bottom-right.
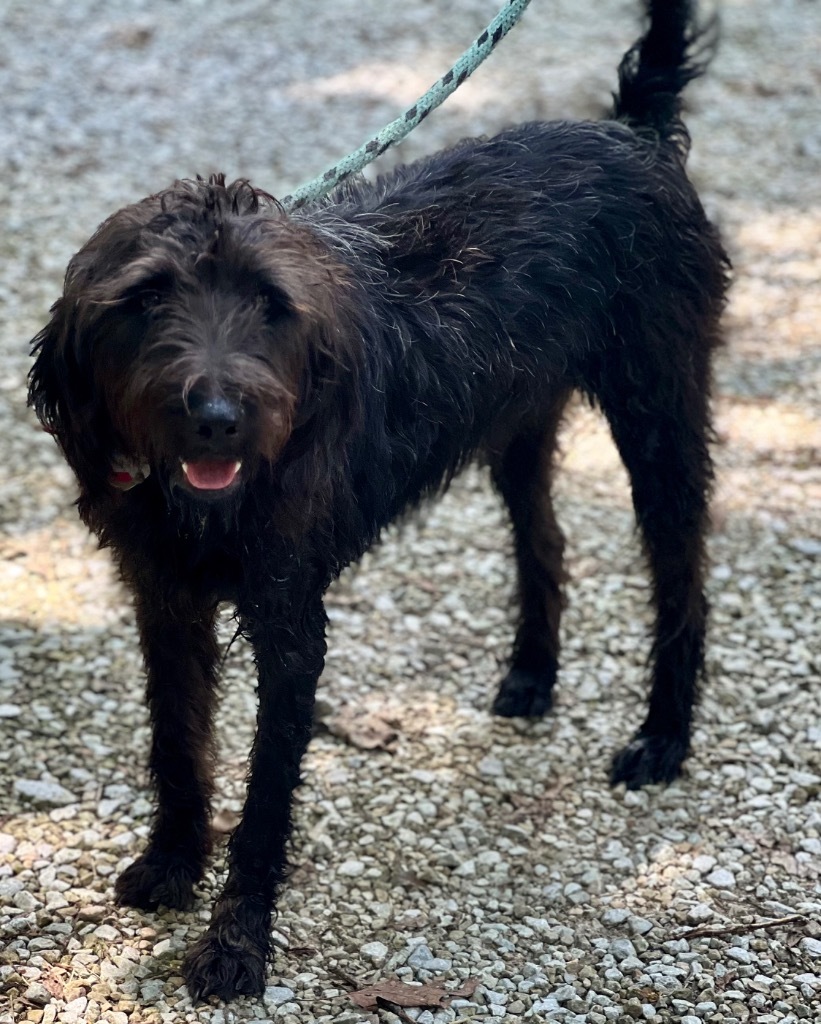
[
  {"x1": 29, "y1": 193, "x2": 166, "y2": 501},
  {"x1": 29, "y1": 289, "x2": 112, "y2": 497}
]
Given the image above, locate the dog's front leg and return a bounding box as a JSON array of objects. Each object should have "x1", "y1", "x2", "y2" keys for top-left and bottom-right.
[
  {"x1": 183, "y1": 594, "x2": 326, "y2": 1002},
  {"x1": 115, "y1": 583, "x2": 220, "y2": 912}
]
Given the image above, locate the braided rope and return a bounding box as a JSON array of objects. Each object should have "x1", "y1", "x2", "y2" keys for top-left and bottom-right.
[{"x1": 281, "y1": 0, "x2": 532, "y2": 209}]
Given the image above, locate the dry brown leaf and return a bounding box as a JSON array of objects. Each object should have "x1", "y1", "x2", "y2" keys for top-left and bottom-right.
[
  {"x1": 328, "y1": 706, "x2": 400, "y2": 751},
  {"x1": 41, "y1": 968, "x2": 66, "y2": 1000},
  {"x1": 349, "y1": 977, "x2": 478, "y2": 1011}
]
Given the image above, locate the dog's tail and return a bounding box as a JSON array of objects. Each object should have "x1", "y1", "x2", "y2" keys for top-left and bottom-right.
[{"x1": 612, "y1": 0, "x2": 716, "y2": 144}]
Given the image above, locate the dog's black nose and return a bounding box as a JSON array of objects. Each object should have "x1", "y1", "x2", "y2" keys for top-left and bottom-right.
[{"x1": 189, "y1": 394, "x2": 242, "y2": 440}]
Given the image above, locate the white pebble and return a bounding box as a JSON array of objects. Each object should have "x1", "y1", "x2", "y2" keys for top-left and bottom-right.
[
  {"x1": 705, "y1": 868, "x2": 735, "y2": 888},
  {"x1": 337, "y1": 859, "x2": 365, "y2": 877},
  {"x1": 264, "y1": 985, "x2": 296, "y2": 1008},
  {"x1": 360, "y1": 940, "x2": 389, "y2": 964}
]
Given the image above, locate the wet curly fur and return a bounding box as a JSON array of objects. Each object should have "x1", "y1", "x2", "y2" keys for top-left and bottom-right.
[{"x1": 29, "y1": 0, "x2": 728, "y2": 1002}]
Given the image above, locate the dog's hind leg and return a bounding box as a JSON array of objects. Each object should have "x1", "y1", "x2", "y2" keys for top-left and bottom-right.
[
  {"x1": 114, "y1": 585, "x2": 220, "y2": 911},
  {"x1": 490, "y1": 395, "x2": 570, "y2": 719},
  {"x1": 182, "y1": 592, "x2": 327, "y2": 1001},
  {"x1": 595, "y1": 336, "x2": 714, "y2": 789}
]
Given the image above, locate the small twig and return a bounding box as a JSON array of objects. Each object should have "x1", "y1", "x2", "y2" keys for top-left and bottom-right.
[
  {"x1": 677, "y1": 913, "x2": 808, "y2": 941},
  {"x1": 326, "y1": 963, "x2": 365, "y2": 990},
  {"x1": 376, "y1": 997, "x2": 418, "y2": 1024},
  {"x1": 288, "y1": 945, "x2": 319, "y2": 958}
]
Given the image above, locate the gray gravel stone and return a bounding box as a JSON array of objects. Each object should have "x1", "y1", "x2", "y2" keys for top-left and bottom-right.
[
  {"x1": 264, "y1": 985, "x2": 297, "y2": 1008},
  {"x1": 726, "y1": 947, "x2": 755, "y2": 965},
  {"x1": 360, "y1": 940, "x2": 389, "y2": 964},
  {"x1": 609, "y1": 938, "x2": 638, "y2": 961},
  {"x1": 139, "y1": 980, "x2": 164, "y2": 1002},
  {"x1": 602, "y1": 908, "x2": 631, "y2": 926},
  {"x1": 705, "y1": 868, "x2": 736, "y2": 888},
  {"x1": 0, "y1": 879, "x2": 23, "y2": 899},
  {"x1": 12, "y1": 778, "x2": 78, "y2": 806},
  {"x1": 686, "y1": 903, "x2": 715, "y2": 923},
  {"x1": 408, "y1": 943, "x2": 452, "y2": 972},
  {"x1": 23, "y1": 983, "x2": 52, "y2": 1006}
]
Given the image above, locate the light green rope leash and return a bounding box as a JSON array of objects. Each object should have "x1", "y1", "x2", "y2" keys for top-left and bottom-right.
[{"x1": 281, "y1": 0, "x2": 532, "y2": 209}]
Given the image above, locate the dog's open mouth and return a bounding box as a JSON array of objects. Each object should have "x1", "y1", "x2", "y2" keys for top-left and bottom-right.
[{"x1": 181, "y1": 459, "x2": 242, "y2": 492}]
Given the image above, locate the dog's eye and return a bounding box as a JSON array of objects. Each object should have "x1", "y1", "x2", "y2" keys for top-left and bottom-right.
[
  {"x1": 118, "y1": 288, "x2": 165, "y2": 314},
  {"x1": 258, "y1": 286, "x2": 292, "y2": 322}
]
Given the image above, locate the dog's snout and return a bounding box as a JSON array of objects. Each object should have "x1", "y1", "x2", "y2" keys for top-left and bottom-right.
[{"x1": 188, "y1": 394, "x2": 242, "y2": 440}]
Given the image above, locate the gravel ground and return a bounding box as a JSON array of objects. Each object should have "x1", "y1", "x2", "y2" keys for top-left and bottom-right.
[{"x1": 1, "y1": 1, "x2": 820, "y2": 1022}]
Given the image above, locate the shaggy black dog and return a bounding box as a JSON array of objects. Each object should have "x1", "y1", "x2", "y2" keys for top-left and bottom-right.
[{"x1": 29, "y1": 0, "x2": 728, "y2": 1002}]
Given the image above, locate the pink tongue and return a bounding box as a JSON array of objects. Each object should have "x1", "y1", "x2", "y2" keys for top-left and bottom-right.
[{"x1": 183, "y1": 460, "x2": 240, "y2": 490}]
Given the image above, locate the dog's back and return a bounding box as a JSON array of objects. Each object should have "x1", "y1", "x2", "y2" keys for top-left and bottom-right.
[{"x1": 316, "y1": 1, "x2": 726, "y2": 532}]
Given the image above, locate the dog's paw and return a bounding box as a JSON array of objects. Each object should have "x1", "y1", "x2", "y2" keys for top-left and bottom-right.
[
  {"x1": 492, "y1": 667, "x2": 554, "y2": 718},
  {"x1": 610, "y1": 732, "x2": 689, "y2": 789},
  {"x1": 183, "y1": 930, "x2": 268, "y2": 1002},
  {"x1": 115, "y1": 852, "x2": 199, "y2": 911}
]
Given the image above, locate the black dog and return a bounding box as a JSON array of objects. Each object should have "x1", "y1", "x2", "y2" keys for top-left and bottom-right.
[{"x1": 29, "y1": 0, "x2": 728, "y2": 1001}]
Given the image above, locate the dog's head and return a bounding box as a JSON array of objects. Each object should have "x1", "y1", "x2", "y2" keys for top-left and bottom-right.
[{"x1": 30, "y1": 175, "x2": 360, "y2": 528}]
